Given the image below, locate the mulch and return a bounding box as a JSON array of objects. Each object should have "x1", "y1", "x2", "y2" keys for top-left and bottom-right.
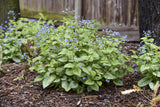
[{"x1": 0, "y1": 43, "x2": 154, "y2": 107}]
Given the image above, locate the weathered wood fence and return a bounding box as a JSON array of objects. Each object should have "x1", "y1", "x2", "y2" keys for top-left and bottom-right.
[
  {"x1": 0, "y1": 0, "x2": 20, "y2": 25},
  {"x1": 19, "y1": 0, "x2": 139, "y2": 27}
]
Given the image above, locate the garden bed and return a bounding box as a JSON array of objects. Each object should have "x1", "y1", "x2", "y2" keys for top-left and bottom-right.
[{"x1": 0, "y1": 43, "x2": 153, "y2": 107}]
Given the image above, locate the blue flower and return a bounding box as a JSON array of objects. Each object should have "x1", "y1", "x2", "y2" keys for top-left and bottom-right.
[
  {"x1": 8, "y1": 10, "x2": 14, "y2": 14},
  {"x1": 65, "y1": 43, "x2": 70, "y2": 47},
  {"x1": 148, "y1": 30, "x2": 151, "y2": 34},
  {"x1": 4, "y1": 35, "x2": 8, "y2": 38},
  {"x1": 106, "y1": 80, "x2": 110, "y2": 83},
  {"x1": 90, "y1": 44, "x2": 93, "y2": 46},
  {"x1": 65, "y1": 39, "x2": 68, "y2": 42},
  {"x1": 82, "y1": 77, "x2": 86, "y2": 80},
  {"x1": 124, "y1": 46, "x2": 127, "y2": 49},
  {"x1": 132, "y1": 64, "x2": 136, "y2": 67}
]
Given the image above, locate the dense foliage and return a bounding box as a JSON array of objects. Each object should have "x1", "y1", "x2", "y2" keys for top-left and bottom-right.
[
  {"x1": 132, "y1": 31, "x2": 160, "y2": 90},
  {"x1": 1, "y1": 12, "x2": 160, "y2": 94},
  {"x1": 28, "y1": 17, "x2": 131, "y2": 93},
  {"x1": 0, "y1": 13, "x2": 133, "y2": 93}
]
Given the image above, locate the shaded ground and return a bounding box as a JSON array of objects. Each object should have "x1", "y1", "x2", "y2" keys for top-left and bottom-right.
[{"x1": 0, "y1": 43, "x2": 153, "y2": 107}]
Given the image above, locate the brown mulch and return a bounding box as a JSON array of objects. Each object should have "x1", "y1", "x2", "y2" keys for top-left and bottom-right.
[{"x1": 0, "y1": 43, "x2": 154, "y2": 107}]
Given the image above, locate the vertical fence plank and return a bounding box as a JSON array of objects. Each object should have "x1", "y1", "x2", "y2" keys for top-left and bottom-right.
[{"x1": 19, "y1": 0, "x2": 138, "y2": 27}]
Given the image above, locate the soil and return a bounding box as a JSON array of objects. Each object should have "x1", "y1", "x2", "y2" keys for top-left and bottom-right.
[{"x1": 0, "y1": 43, "x2": 154, "y2": 107}]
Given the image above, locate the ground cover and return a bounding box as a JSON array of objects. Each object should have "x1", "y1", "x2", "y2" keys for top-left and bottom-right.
[
  {"x1": 0, "y1": 43, "x2": 154, "y2": 107},
  {"x1": 0, "y1": 12, "x2": 160, "y2": 107}
]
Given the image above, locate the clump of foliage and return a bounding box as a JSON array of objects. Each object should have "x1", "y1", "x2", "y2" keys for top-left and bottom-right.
[
  {"x1": 0, "y1": 12, "x2": 133, "y2": 93},
  {"x1": 132, "y1": 31, "x2": 160, "y2": 90},
  {"x1": 28, "y1": 16, "x2": 131, "y2": 93},
  {"x1": 0, "y1": 12, "x2": 54, "y2": 62}
]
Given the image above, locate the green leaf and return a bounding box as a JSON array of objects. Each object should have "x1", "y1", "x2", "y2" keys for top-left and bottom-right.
[
  {"x1": 61, "y1": 80, "x2": 71, "y2": 92},
  {"x1": 127, "y1": 67, "x2": 134, "y2": 73},
  {"x1": 140, "y1": 65, "x2": 150, "y2": 72},
  {"x1": 59, "y1": 48, "x2": 68, "y2": 55},
  {"x1": 88, "y1": 56, "x2": 94, "y2": 62},
  {"x1": 94, "y1": 75, "x2": 102, "y2": 80},
  {"x1": 4, "y1": 50, "x2": 10, "y2": 54},
  {"x1": 54, "y1": 78, "x2": 60, "y2": 83},
  {"x1": 82, "y1": 67, "x2": 90, "y2": 75},
  {"x1": 138, "y1": 77, "x2": 152, "y2": 87},
  {"x1": 73, "y1": 68, "x2": 82, "y2": 77},
  {"x1": 29, "y1": 66, "x2": 36, "y2": 71},
  {"x1": 48, "y1": 68, "x2": 56, "y2": 73},
  {"x1": 150, "y1": 64, "x2": 160, "y2": 71},
  {"x1": 149, "y1": 82, "x2": 156, "y2": 90},
  {"x1": 153, "y1": 71, "x2": 160, "y2": 77},
  {"x1": 58, "y1": 57, "x2": 67, "y2": 62},
  {"x1": 56, "y1": 67, "x2": 64, "y2": 75},
  {"x1": 66, "y1": 51, "x2": 74, "y2": 61},
  {"x1": 79, "y1": 55, "x2": 89, "y2": 61},
  {"x1": 144, "y1": 56, "x2": 151, "y2": 61},
  {"x1": 32, "y1": 56, "x2": 42, "y2": 63},
  {"x1": 96, "y1": 81, "x2": 102, "y2": 86},
  {"x1": 84, "y1": 79, "x2": 95, "y2": 85},
  {"x1": 104, "y1": 72, "x2": 116, "y2": 80},
  {"x1": 102, "y1": 48, "x2": 114, "y2": 54},
  {"x1": 113, "y1": 79, "x2": 123, "y2": 86},
  {"x1": 77, "y1": 87, "x2": 84, "y2": 94},
  {"x1": 92, "y1": 52, "x2": 100, "y2": 60},
  {"x1": 64, "y1": 63, "x2": 74, "y2": 68},
  {"x1": 88, "y1": 83, "x2": 99, "y2": 92},
  {"x1": 131, "y1": 55, "x2": 138, "y2": 59},
  {"x1": 65, "y1": 69, "x2": 74, "y2": 76},
  {"x1": 61, "y1": 75, "x2": 67, "y2": 80},
  {"x1": 92, "y1": 64, "x2": 101, "y2": 69},
  {"x1": 115, "y1": 70, "x2": 126, "y2": 78},
  {"x1": 70, "y1": 81, "x2": 79, "y2": 89},
  {"x1": 34, "y1": 75, "x2": 43, "y2": 82},
  {"x1": 90, "y1": 70, "x2": 96, "y2": 77},
  {"x1": 12, "y1": 57, "x2": 21, "y2": 63},
  {"x1": 42, "y1": 75, "x2": 56, "y2": 88}
]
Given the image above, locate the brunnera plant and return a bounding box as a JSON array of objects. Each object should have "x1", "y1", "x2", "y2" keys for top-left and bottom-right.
[
  {"x1": 0, "y1": 12, "x2": 133, "y2": 93},
  {"x1": 27, "y1": 15, "x2": 132, "y2": 93},
  {"x1": 0, "y1": 12, "x2": 55, "y2": 62},
  {"x1": 132, "y1": 31, "x2": 160, "y2": 90}
]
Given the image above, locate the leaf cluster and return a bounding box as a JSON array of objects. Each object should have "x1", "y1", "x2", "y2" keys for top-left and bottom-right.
[
  {"x1": 27, "y1": 16, "x2": 130, "y2": 93},
  {"x1": 132, "y1": 32, "x2": 160, "y2": 90},
  {"x1": 0, "y1": 13, "x2": 139, "y2": 93}
]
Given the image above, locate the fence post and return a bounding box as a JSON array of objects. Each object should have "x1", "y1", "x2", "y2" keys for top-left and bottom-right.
[
  {"x1": 75, "y1": 0, "x2": 82, "y2": 22},
  {"x1": 138, "y1": 0, "x2": 160, "y2": 45}
]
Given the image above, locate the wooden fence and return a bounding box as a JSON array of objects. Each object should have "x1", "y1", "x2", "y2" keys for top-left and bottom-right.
[{"x1": 19, "y1": 0, "x2": 139, "y2": 27}]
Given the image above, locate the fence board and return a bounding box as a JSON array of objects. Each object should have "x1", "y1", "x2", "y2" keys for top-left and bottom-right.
[{"x1": 19, "y1": 0, "x2": 138, "y2": 27}]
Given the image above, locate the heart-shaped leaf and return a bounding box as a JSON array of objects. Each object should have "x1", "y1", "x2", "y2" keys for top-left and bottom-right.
[
  {"x1": 138, "y1": 77, "x2": 152, "y2": 87},
  {"x1": 42, "y1": 75, "x2": 56, "y2": 89}
]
